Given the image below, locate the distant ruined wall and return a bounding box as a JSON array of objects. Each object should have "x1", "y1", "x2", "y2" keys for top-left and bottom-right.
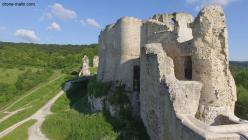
[
  {"x1": 81, "y1": 55, "x2": 90, "y2": 76},
  {"x1": 191, "y1": 6, "x2": 237, "y2": 125}
]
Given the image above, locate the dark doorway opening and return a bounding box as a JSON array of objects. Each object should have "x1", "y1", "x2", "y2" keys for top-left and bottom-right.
[
  {"x1": 133, "y1": 65, "x2": 140, "y2": 92},
  {"x1": 184, "y1": 56, "x2": 192, "y2": 80}
]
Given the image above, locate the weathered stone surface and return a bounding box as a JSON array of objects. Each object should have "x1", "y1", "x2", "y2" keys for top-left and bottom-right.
[
  {"x1": 191, "y1": 5, "x2": 236, "y2": 125},
  {"x1": 80, "y1": 55, "x2": 90, "y2": 76},
  {"x1": 97, "y1": 17, "x2": 142, "y2": 90},
  {"x1": 140, "y1": 43, "x2": 202, "y2": 140},
  {"x1": 93, "y1": 56, "x2": 99, "y2": 68}
]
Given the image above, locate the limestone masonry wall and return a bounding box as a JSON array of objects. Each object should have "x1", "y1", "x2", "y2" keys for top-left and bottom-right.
[{"x1": 97, "y1": 5, "x2": 248, "y2": 140}]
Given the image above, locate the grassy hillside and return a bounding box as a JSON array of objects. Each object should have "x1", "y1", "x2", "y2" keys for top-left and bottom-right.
[
  {"x1": 0, "y1": 42, "x2": 98, "y2": 107},
  {"x1": 0, "y1": 42, "x2": 98, "y2": 137}
]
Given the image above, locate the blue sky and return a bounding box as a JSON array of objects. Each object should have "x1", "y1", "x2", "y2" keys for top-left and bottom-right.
[{"x1": 0, "y1": 0, "x2": 247, "y2": 60}]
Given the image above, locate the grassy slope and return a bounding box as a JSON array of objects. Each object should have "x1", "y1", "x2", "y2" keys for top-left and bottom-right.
[
  {"x1": 42, "y1": 94, "x2": 117, "y2": 140},
  {"x1": 0, "y1": 68, "x2": 25, "y2": 85},
  {"x1": 0, "y1": 75, "x2": 65, "y2": 132},
  {"x1": 0, "y1": 120, "x2": 36, "y2": 140},
  {"x1": 0, "y1": 71, "x2": 60, "y2": 111}
]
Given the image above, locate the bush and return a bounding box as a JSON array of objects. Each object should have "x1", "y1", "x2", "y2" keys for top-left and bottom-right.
[
  {"x1": 87, "y1": 76, "x2": 111, "y2": 98},
  {"x1": 15, "y1": 69, "x2": 53, "y2": 91},
  {"x1": 108, "y1": 84, "x2": 129, "y2": 105}
]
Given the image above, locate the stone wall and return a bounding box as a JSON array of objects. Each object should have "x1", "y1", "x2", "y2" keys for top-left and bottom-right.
[
  {"x1": 140, "y1": 43, "x2": 202, "y2": 140},
  {"x1": 191, "y1": 6, "x2": 237, "y2": 125}
]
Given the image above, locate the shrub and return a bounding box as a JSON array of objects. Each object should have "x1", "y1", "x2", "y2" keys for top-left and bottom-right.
[{"x1": 87, "y1": 76, "x2": 111, "y2": 98}]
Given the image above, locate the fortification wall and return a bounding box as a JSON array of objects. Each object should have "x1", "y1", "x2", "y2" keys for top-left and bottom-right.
[
  {"x1": 140, "y1": 43, "x2": 203, "y2": 140},
  {"x1": 191, "y1": 6, "x2": 237, "y2": 125},
  {"x1": 98, "y1": 17, "x2": 142, "y2": 90}
]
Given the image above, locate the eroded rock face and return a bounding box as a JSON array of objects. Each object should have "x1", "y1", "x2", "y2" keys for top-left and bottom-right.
[
  {"x1": 82, "y1": 55, "x2": 90, "y2": 76},
  {"x1": 93, "y1": 56, "x2": 99, "y2": 68},
  {"x1": 191, "y1": 6, "x2": 236, "y2": 125}
]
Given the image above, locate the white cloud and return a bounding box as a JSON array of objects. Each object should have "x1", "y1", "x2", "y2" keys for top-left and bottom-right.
[
  {"x1": 51, "y1": 3, "x2": 77, "y2": 20},
  {"x1": 48, "y1": 22, "x2": 61, "y2": 31},
  {"x1": 15, "y1": 29, "x2": 39, "y2": 43},
  {"x1": 80, "y1": 18, "x2": 101, "y2": 29},
  {"x1": 187, "y1": 0, "x2": 236, "y2": 11}
]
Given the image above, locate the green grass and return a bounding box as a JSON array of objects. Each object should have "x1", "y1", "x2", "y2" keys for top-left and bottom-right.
[
  {"x1": 0, "y1": 75, "x2": 65, "y2": 132},
  {"x1": 0, "y1": 112, "x2": 6, "y2": 119},
  {"x1": 0, "y1": 67, "x2": 40, "y2": 85},
  {"x1": 0, "y1": 71, "x2": 61, "y2": 111},
  {"x1": 0, "y1": 119, "x2": 36, "y2": 140},
  {"x1": 89, "y1": 67, "x2": 97, "y2": 75},
  {"x1": 42, "y1": 94, "x2": 118, "y2": 140},
  {"x1": 0, "y1": 68, "x2": 25, "y2": 84}
]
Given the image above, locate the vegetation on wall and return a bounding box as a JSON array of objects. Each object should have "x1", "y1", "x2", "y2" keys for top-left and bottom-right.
[{"x1": 87, "y1": 76, "x2": 111, "y2": 98}]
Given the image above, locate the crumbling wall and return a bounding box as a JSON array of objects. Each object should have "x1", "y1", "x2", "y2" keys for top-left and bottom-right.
[
  {"x1": 140, "y1": 43, "x2": 202, "y2": 140},
  {"x1": 80, "y1": 55, "x2": 90, "y2": 76},
  {"x1": 191, "y1": 6, "x2": 237, "y2": 125},
  {"x1": 93, "y1": 56, "x2": 99, "y2": 68},
  {"x1": 141, "y1": 13, "x2": 194, "y2": 80}
]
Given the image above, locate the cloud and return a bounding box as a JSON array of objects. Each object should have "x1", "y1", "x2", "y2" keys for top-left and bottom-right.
[
  {"x1": 48, "y1": 22, "x2": 61, "y2": 31},
  {"x1": 15, "y1": 29, "x2": 39, "y2": 43},
  {"x1": 187, "y1": 0, "x2": 236, "y2": 11},
  {"x1": 51, "y1": 3, "x2": 77, "y2": 20},
  {"x1": 80, "y1": 18, "x2": 101, "y2": 29}
]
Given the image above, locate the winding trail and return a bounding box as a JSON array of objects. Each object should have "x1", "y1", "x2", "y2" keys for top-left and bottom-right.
[
  {"x1": 28, "y1": 90, "x2": 64, "y2": 140},
  {"x1": 27, "y1": 82, "x2": 71, "y2": 140},
  {"x1": 0, "y1": 90, "x2": 65, "y2": 139}
]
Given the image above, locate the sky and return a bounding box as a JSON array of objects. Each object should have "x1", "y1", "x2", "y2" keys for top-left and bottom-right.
[{"x1": 0, "y1": 0, "x2": 247, "y2": 61}]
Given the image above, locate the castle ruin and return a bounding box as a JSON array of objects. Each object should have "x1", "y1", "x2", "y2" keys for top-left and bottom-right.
[{"x1": 97, "y1": 5, "x2": 248, "y2": 140}]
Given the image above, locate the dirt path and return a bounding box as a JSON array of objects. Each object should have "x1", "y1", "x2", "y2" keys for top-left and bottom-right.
[
  {"x1": 28, "y1": 90, "x2": 64, "y2": 140},
  {"x1": 0, "y1": 90, "x2": 65, "y2": 139},
  {"x1": 0, "y1": 106, "x2": 31, "y2": 124}
]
